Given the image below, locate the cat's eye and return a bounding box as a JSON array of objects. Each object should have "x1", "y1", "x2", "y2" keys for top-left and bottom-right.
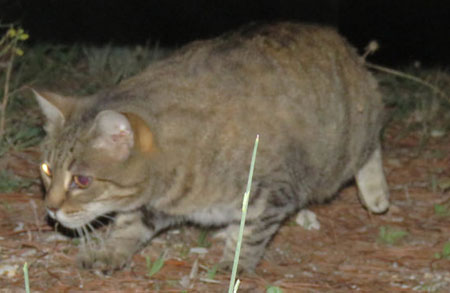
[
  {"x1": 73, "y1": 175, "x2": 92, "y2": 189},
  {"x1": 41, "y1": 163, "x2": 52, "y2": 177}
]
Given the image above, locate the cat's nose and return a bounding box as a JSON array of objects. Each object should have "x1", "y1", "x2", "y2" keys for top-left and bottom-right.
[
  {"x1": 45, "y1": 200, "x2": 62, "y2": 214},
  {"x1": 47, "y1": 206, "x2": 58, "y2": 212}
]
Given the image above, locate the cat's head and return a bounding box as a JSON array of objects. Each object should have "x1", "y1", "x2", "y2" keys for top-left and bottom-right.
[{"x1": 33, "y1": 89, "x2": 156, "y2": 229}]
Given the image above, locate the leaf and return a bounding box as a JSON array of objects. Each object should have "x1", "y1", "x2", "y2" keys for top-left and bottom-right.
[
  {"x1": 19, "y1": 33, "x2": 29, "y2": 41},
  {"x1": 266, "y1": 286, "x2": 284, "y2": 293},
  {"x1": 15, "y1": 48, "x2": 24, "y2": 56},
  {"x1": 146, "y1": 254, "x2": 165, "y2": 277},
  {"x1": 442, "y1": 242, "x2": 450, "y2": 258},
  {"x1": 378, "y1": 226, "x2": 408, "y2": 245},
  {"x1": 7, "y1": 28, "x2": 16, "y2": 37},
  {"x1": 434, "y1": 204, "x2": 450, "y2": 216},
  {"x1": 207, "y1": 264, "x2": 218, "y2": 280}
]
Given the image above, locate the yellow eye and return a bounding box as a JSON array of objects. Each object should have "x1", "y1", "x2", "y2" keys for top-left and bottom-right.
[{"x1": 41, "y1": 163, "x2": 52, "y2": 177}]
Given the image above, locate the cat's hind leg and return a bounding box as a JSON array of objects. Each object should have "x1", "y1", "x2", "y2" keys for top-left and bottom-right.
[
  {"x1": 355, "y1": 146, "x2": 390, "y2": 213},
  {"x1": 220, "y1": 212, "x2": 284, "y2": 273},
  {"x1": 220, "y1": 184, "x2": 296, "y2": 272}
]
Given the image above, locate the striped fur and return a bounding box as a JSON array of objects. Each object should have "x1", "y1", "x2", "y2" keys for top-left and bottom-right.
[{"x1": 35, "y1": 22, "x2": 388, "y2": 272}]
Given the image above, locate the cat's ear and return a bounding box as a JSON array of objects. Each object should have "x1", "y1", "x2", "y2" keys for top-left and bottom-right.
[
  {"x1": 122, "y1": 112, "x2": 155, "y2": 154},
  {"x1": 91, "y1": 110, "x2": 135, "y2": 161},
  {"x1": 32, "y1": 89, "x2": 75, "y2": 133}
]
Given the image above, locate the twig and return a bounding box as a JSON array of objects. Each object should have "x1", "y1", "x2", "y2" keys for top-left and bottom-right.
[
  {"x1": 361, "y1": 39, "x2": 448, "y2": 100},
  {"x1": 3, "y1": 225, "x2": 53, "y2": 236},
  {"x1": 5, "y1": 83, "x2": 36, "y2": 102},
  {"x1": 30, "y1": 199, "x2": 42, "y2": 238},
  {"x1": 366, "y1": 62, "x2": 448, "y2": 99},
  {"x1": 361, "y1": 40, "x2": 379, "y2": 60},
  {"x1": 0, "y1": 44, "x2": 16, "y2": 137}
]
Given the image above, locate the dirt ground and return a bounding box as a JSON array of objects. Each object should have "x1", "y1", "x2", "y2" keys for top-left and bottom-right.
[{"x1": 0, "y1": 119, "x2": 449, "y2": 292}]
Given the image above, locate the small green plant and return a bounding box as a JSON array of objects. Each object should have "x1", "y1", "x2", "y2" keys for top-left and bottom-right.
[
  {"x1": 0, "y1": 25, "x2": 29, "y2": 137},
  {"x1": 0, "y1": 170, "x2": 33, "y2": 193},
  {"x1": 434, "y1": 203, "x2": 450, "y2": 217},
  {"x1": 266, "y1": 286, "x2": 284, "y2": 293},
  {"x1": 197, "y1": 230, "x2": 211, "y2": 248},
  {"x1": 1, "y1": 201, "x2": 12, "y2": 211},
  {"x1": 374, "y1": 66, "x2": 450, "y2": 148},
  {"x1": 434, "y1": 242, "x2": 450, "y2": 259},
  {"x1": 206, "y1": 264, "x2": 218, "y2": 280},
  {"x1": 0, "y1": 124, "x2": 44, "y2": 156},
  {"x1": 83, "y1": 44, "x2": 167, "y2": 89},
  {"x1": 146, "y1": 254, "x2": 165, "y2": 277},
  {"x1": 178, "y1": 245, "x2": 190, "y2": 259},
  {"x1": 378, "y1": 226, "x2": 408, "y2": 245}
]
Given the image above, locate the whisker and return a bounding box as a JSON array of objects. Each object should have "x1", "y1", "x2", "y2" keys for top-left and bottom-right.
[
  {"x1": 82, "y1": 225, "x2": 93, "y2": 250},
  {"x1": 92, "y1": 218, "x2": 108, "y2": 227},
  {"x1": 76, "y1": 227, "x2": 86, "y2": 249},
  {"x1": 87, "y1": 223, "x2": 104, "y2": 247},
  {"x1": 99, "y1": 214, "x2": 116, "y2": 222},
  {"x1": 75, "y1": 227, "x2": 81, "y2": 240},
  {"x1": 91, "y1": 215, "x2": 115, "y2": 235},
  {"x1": 85, "y1": 224, "x2": 95, "y2": 245},
  {"x1": 54, "y1": 222, "x2": 59, "y2": 233}
]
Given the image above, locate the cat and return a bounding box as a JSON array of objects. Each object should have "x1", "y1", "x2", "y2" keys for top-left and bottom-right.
[{"x1": 34, "y1": 22, "x2": 389, "y2": 273}]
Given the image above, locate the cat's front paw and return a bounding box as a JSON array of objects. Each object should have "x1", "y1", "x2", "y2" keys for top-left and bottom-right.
[{"x1": 77, "y1": 248, "x2": 132, "y2": 273}]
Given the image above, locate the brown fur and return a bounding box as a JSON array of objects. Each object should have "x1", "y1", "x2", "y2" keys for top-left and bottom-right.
[{"x1": 35, "y1": 22, "x2": 388, "y2": 272}]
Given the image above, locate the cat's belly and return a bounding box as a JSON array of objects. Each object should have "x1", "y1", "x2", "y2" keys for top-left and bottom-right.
[{"x1": 186, "y1": 204, "x2": 237, "y2": 226}]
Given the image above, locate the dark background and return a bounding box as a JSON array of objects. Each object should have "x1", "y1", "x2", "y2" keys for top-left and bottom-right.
[{"x1": 1, "y1": 0, "x2": 449, "y2": 67}]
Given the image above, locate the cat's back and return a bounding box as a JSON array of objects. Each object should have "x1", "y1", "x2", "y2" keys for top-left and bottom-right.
[
  {"x1": 106, "y1": 23, "x2": 383, "y2": 201},
  {"x1": 117, "y1": 22, "x2": 381, "y2": 134},
  {"x1": 120, "y1": 25, "x2": 379, "y2": 141},
  {"x1": 120, "y1": 22, "x2": 375, "y2": 110}
]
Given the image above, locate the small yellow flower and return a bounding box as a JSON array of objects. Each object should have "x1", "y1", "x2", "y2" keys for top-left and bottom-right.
[
  {"x1": 7, "y1": 28, "x2": 16, "y2": 38},
  {"x1": 19, "y1": 33, "x2": 29, "y2": 41},
  {"x1": 15, "y1": 48, "x2": 24, "y2": 56}
]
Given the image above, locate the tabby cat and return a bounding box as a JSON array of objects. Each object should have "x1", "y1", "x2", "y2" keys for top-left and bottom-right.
[{"x1": 34, "y1": 22, "x2": 389, "y2": 273}]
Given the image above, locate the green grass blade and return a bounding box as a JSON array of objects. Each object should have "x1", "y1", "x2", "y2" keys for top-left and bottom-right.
[
  {"x1": 266, "y1": 286, "x2": 284, "y2": 293},
  {"x1": 228, "y1": 134, "x2": 259, "y2": 293},
  {"x1": 207, "y1": 264, "x2": 218, "y2": 280},
  {"x1": 23, "y1": 262, "x2": 30, "y2": 293},
  {"x1": 146, "y1": 254, "x2": 165, "y2": 277},
  {"x1": 233, "y1": 279, "x2": 240, "y2": 293}
]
